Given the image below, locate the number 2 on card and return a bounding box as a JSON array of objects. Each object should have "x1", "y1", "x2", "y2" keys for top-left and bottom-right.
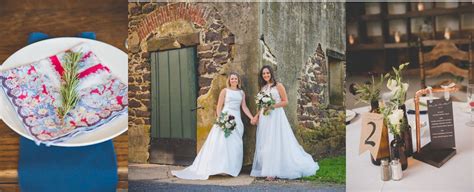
[{"x1": 365, "y1": 122, "x2": 376, "y2": 147}]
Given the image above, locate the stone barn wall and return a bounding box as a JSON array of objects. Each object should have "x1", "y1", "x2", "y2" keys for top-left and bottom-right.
[{"x1": 260, "y1": 2, "x2": 346, "y2": 158}]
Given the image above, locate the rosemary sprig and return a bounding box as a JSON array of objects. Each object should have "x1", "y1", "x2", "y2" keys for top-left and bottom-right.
[{"x1": 57, "y1": 51, "x2": 83, "y2": 122}]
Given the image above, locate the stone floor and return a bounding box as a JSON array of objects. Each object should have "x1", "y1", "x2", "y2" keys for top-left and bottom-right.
[{"x1": 345, "y1": 70, "x2": 468, "y2": 110}]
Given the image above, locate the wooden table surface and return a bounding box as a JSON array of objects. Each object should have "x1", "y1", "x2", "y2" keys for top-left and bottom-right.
[{"x1": 0, "y1": 0, "x2": 129, "y2": 191}]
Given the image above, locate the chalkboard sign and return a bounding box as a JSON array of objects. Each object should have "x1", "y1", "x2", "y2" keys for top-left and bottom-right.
[{"x1": 427, "y1": 99, "x2": 456, "y2": 149}]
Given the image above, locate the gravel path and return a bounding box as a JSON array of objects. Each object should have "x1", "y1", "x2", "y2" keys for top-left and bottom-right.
[
  {"x1": 129, "y1": 179, "x2": 345, "y2": 192},
  {"x1": 129, "y1": 164, "x2": 345, "y2": 191}
]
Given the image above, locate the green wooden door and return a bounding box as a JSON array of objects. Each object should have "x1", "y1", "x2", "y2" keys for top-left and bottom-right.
[{"x1": 150, "y1": 47, "x2": 198, "y2": 165}]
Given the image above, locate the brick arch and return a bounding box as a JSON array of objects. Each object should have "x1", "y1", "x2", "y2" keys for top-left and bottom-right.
[
  {"x1": 137, "y1": 3, "x2": 209, "y2": 40},
  {"x1": 128, "y1": 2, "x2": 239, "y2": 163}
]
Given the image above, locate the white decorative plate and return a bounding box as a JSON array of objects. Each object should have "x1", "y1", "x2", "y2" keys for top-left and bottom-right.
[
  {"x1": 405, "y1": 96, "x2": 439, "y2": 113},
  {"x1": 0, "y1": 37, "x2": 128, "y2": 147}
]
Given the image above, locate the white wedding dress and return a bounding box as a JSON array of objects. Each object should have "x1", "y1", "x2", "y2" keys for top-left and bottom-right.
[
  {"x1": 251, "y1": 85, "x2": 319, "y2": 179},
  {"x1": 172, "y1": 88, "x2": 244, "y2": 180}
]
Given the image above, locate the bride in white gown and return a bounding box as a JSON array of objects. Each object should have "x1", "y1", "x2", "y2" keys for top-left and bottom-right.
[
  {"x1": 172, "y1": 72, "x2": 254, "y2": 180},
  {"x1": 251, "y1": 65, "x2": 319, "y2": 180}
]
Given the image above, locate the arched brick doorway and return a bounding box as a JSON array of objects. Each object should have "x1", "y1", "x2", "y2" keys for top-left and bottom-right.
[{"x1": 128, "y1": 3, "x2": 235, "y2": 164}]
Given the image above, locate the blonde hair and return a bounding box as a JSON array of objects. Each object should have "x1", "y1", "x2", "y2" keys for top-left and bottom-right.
[{"x1": 227, "y1": 72, "x2": 242, "y2": 89}]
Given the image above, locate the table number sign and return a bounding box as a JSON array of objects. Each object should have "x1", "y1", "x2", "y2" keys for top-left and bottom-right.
[
  {"x1": 427, "y1": 98, "x2": 456, "y2": 149},
  {"x1": 359, "y1": 113, "x2": 384, "y2": 158}
]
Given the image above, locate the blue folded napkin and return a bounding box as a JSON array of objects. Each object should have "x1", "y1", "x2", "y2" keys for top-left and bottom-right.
[{"x1": 18, "y1": 32, "x2": 118, "y2": 192}]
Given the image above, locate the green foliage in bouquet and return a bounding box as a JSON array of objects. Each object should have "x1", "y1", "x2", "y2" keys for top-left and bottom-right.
[
  {"x1": 255, "y1": 91, "x2": 276, "y2": 116},
  {"x1": 215, "y1": 112, "x2": 236, "y2": 138}
]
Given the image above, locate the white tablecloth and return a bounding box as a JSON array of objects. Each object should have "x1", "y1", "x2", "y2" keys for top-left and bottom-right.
[{"x1": 347, "y1": 102, "x2": 474, "y2": 192}]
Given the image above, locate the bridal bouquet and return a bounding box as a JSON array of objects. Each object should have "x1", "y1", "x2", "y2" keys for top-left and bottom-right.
[
  {"x1": 215, "y1": 112, "x2": 236, "y2": 138},
  {"x1": 255, "y1": 91, "x2": 276, "y2": 116}
]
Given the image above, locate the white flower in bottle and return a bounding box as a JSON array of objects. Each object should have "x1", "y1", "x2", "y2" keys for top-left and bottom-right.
[
  {"x1": 401, "y1": 83, "x2": 409, "y2": 92},
  {"x1": 388, "y1": 109, "x2": 404, "y2": 126},
  {"x1": 387, "y1": 79, "x2": 399, "y2": 92}
]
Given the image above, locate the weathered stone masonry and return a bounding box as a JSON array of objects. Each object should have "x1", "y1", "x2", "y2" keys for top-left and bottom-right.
[{"x1": 297, "y1": 44, "x2": 328, "y2": 129}]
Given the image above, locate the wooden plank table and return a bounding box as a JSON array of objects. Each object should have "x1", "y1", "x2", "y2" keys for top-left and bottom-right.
[{"x1": 0, "y1": 0, "x2": 128, "y2": 191}]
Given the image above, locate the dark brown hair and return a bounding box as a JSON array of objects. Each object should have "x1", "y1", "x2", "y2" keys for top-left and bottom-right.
[{"x1": 258, "y1": 65, "x2": 277, "y2": 90}]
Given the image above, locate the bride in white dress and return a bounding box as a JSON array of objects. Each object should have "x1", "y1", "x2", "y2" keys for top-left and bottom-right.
[
  {"x1": 250, "y1": 65, "x2": 319, "y2": 180},
  {"x1": 172, "y1": 72, "x2": 254, "y2": 180}
]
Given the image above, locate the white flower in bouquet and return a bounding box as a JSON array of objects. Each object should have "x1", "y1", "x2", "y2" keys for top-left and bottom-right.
[
  {"x1": 255, "y1": 91, "x2": 276, "y2": 116},
  {"x1": 225, "y1": 122, "x2": 232, "y2": 129},
  {"x1": 262, "y1": 97, "x2": 271, "y2": 103}
]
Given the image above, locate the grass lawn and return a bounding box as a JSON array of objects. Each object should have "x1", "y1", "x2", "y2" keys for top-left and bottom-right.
[{"x1": 302, "y1": 155, "x2": 345, "y2": 184}]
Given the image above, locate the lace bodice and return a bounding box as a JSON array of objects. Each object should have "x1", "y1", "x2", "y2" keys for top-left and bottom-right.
[{"x1": 262, "y1": 85, "x2": 281, "y2": 103}]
